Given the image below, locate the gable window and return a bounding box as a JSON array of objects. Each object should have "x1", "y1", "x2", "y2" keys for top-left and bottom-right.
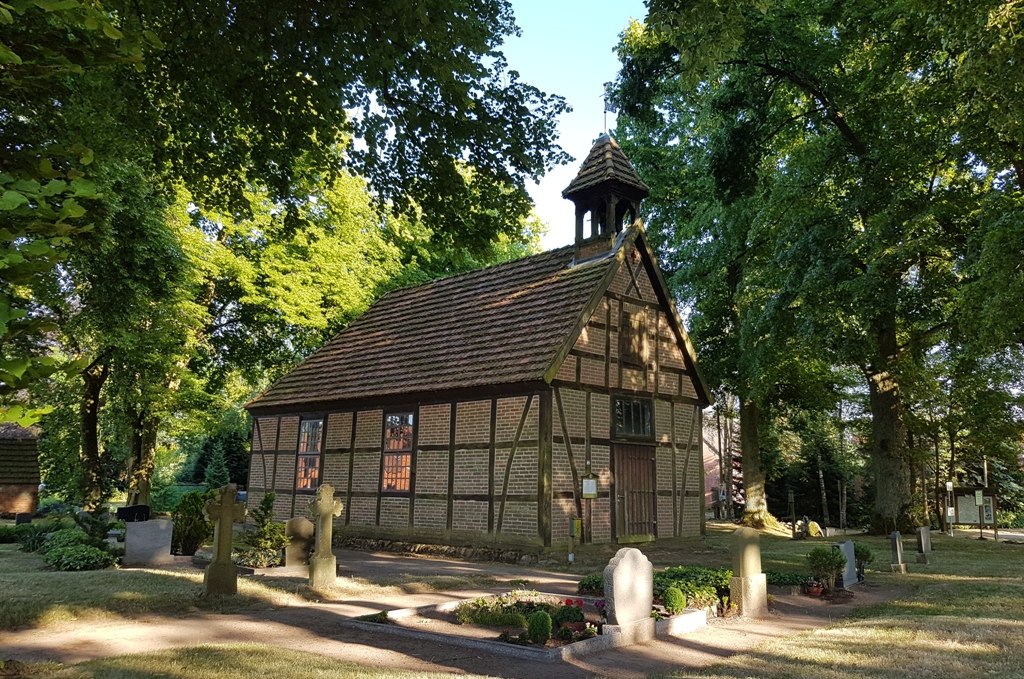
[
  {"x1": 613, "y1": 397, "x2": 653, "y2": 439},
  {"x1": 382, "y1": 412, "x2": 414, "y2": 493},
  {"x1": 295, "y1": 418, "x2": 323, "y2": 492},
  {"x1": 620, "y1": 309, "x2": 648, "y2": 367}
]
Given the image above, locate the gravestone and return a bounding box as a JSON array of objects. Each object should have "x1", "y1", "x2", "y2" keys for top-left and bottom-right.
[
  {"x1": 116, "y1": 504, "x2": 150, "y2": 523},
  {"x1": 890, "y1": 530, "x2": 907, "y2": 574},
  {"x1": 123, "y1": 519, "x2": 174, "y2": 567},
  {"x1": 14, "y1": 513, "x2": 31, "y2": 525},
  {"x1": 602, "y1": 547, "x2": 656, "y2": 644},
  {"x1": 604, "y1": 547, "x2": 654, "y2": 625},
  {"x1": 203, "y1": 483, "x2": 247, "y2": 595},
  {"x1": 915, "y1": 526, "x2": 932, "y2": 563},
  {"x1": 834, "y1": 540, "x2": 857, "y2": 588},
  {"x1": 285, "y1": 516, "x2": 315, "y2": 567},
  {"x1": 308, "y1": 483, "x2": 343, "y2": 590},
  {"x1": 729, "y1": 527, "x2": 768, "y2": 617}
]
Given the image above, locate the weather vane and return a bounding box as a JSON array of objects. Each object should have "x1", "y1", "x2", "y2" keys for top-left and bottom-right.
[{"x1": 603, "y1": 81, "x2": 617, "y2": 133}]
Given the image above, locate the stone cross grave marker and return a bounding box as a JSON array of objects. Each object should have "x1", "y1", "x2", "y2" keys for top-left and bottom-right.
[
  {"x1": 308, "y1": 483, "x2": 343, "y2": 590},
  {"x1": 730, "y1": 527, "x2": 768, "y2": 617},
  {"x1": 890, "y1": 530, "x2": 907, "y2": 574},
  {"x1": 285, "y1": 516, "x2": 315, "y2": 567},
  {"x1": 915, "y1": 526, "x2": 932, "y2": 563},
  {"x1": 603, "y1": 547, "x2": 653, "y2": 626},
  {"x1": 203, "y1": 483, "x2": 247, "y2": 595},
  {"x1": 834, "y1": 540, "x2": 857, "y2": 588}
]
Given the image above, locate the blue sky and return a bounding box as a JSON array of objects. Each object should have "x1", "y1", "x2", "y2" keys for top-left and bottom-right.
[{"x1": 502, "y1": 0, "x2": 647, "y2": 248}]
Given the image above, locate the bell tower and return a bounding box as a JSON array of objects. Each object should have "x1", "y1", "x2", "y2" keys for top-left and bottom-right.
[{"x1": 562, "y1": 134, "x2": 649, "y2": 261}]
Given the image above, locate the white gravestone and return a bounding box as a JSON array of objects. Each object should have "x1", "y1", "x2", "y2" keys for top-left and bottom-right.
[
  {"x1": 890, "y1": 531, "x2": 907, "y2": 574},
  {"x1": 603, "y1": 548, "x2": 655, "y2": 644}
]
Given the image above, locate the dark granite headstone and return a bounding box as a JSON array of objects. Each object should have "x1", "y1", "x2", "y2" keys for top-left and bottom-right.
[
  {"x1": 116, "y1": 504, "x2": 151, "y2": 523},
  {"x1": 14, "y1": 513, "x2": 32, "y2": 525},
  {"x1": 285, "y1": 516, "x2": 315, "y2": 567}
]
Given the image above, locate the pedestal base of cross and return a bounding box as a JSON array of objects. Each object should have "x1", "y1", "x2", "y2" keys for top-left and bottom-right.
[{"x1": 309, "y1": 554, "x2": 338, "y2": 591}]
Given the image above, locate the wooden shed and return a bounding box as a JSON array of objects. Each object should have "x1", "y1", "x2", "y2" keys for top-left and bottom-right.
[
  {"x1": 0, "y1": 423, "x2": 41, "y2": 515},
  {"x1": 245, "y1": 135, "x2": 713, "y2": 549}
]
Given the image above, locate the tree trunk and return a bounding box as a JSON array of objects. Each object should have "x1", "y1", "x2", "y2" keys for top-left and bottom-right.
[
  {"x1": 738, "y1": 397, "x2": 776, "y2": 528},
  {"x1": 817, "y1": 450, "x2": 831, "y2": 526},
  {"x1": 126, "y1": 410, "x2": 159, "y2": 506},
  {"x1": 866, "y1": 313, "x2": 910, "y2": 532},
  {"x1": 80, "y1": 357, "x2": 110, "y2": 511}
]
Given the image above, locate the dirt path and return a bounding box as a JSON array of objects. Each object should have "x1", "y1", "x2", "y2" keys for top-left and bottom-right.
[{"x1": 0, "y1": 550, "x2": 902, "y2": 679}]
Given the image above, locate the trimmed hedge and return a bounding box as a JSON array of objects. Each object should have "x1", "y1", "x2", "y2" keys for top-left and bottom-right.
[{"x1": 577, "y1": 565, "x2": 734, "y2": 610}]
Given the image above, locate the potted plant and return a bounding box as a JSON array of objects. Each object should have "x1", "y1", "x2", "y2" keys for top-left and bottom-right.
[
  {"x1": 806, "y1": 546, "x2": 847, "y2": 593},
  {"x1": 803, "y1": 578, "x2": 825, "y2": 597}
]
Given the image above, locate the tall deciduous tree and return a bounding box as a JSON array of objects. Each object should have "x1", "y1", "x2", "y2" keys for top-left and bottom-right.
[{"x1": 615, "y1": 1, "x2": 1018, "y2": 529}]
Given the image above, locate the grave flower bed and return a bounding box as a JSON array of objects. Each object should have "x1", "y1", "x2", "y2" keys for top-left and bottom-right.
[
  {"x1": 454, "y1": 590, "x2": 601, "y2": 646},
  {"x1": 579, "y1": 565, "x2": 732, "y2": 612}
]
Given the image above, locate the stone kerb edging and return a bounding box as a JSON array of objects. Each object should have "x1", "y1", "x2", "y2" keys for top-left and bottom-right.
[{"x1": 341, "y1": 593, "x2": 708, "y2": 662}]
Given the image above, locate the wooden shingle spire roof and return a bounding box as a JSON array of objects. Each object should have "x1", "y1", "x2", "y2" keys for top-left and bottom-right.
[
  {"x1": 562, "y1": 134, "x2": 650, "y2": 200},
  {"x1": 247, "y1": 246, "x2": 618, "y2": 413}
]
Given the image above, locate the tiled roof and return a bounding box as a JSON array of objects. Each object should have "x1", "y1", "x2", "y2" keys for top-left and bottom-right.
[
  {"x1": 562, "y1": 134, "x2": 650, "y2": 199},
  {"x1": 247, "y1": 246, "x2": 615, "y2": 411},
  {"x1": 0, "y1": 426, "x2": 39, "y2": 484}
]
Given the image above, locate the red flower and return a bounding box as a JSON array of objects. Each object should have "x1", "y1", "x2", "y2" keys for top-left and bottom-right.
[
  {"x1": 564, "y1": 598, "x2": 574, "y2": 606},
  {"x1": 575, "y1": 598, "x2": 584, "y2": 608}
]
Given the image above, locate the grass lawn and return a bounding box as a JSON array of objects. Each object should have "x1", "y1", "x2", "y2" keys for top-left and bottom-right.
[
  {"x1": 657, "y1": 523, "x2": 1024, "y2": 679},
  {"x1": 0, "y1": 543, "x2": 498, "y2": 631},
  {"x1": 3, "y1": 645, "x2": 498, "y2": 679},
  {"x1": 4, "y1": 523, "x2": 1023, "y2": 678}
]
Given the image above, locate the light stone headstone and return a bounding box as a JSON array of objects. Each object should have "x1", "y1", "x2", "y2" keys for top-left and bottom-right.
[
  {"x1": 834, "y1": 540, "x2": 856, "y2": 588},
  {"x1": 729, "y1": 527, "x2": 767, "y2": 617},
  {"x1": 915, "y1": 526, "x2": 932, "y2": 560},
  {"x1": 285, "y1": 516, "x2": 315, "y2": 567},
  {"x1": 890, "y1": 530, "x2": 907, "y2": 574},
  {"x1": 603, "y1": 547, "x2": 653, "y2": 626},
  {"x1": 123, "y1": 519, "x2": 174, "y2": 567},
  {"x1": 308, "y1": 483, "x2": 343, "y2": 591},
  {"x1": 203, "y1": 483, "x2": 247, "y2": 595}
]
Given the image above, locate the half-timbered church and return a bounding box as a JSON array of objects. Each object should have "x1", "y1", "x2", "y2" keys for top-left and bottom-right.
[{"x1": 245, "y1": 134, "x2": 712, "y2": 549}]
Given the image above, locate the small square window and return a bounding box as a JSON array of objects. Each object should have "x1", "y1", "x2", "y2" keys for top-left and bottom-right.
[
  {"x1": 613, "y1": 397, "x2": 653, "y2": 439},
  {"x1": 382, "y1": 412, "x2": 414, "y2": 493}
]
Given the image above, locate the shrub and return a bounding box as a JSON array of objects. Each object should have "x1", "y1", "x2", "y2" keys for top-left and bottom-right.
[
  {"x1": 0, "y1": 525, "x2": 19, "y2": 543},
  {"x1": 656, "y1": 565, "x2": 732, "y2": 609},
  {"x1": 765, "y1": 570, "x2": 806, "y2": 586},
  {"x1": 663, "y1": 586, "x2": 686, "y2": 614},
  {"x1": 172, "y1": 490, "x2": 213, "y2": 555},
  {"x1": 527, "y1": 610, "x2": 552, "y2": 645},
  {"x1": 234, "y1": 492, "x2": 287, "y2": 568},
  {"x1": 73, "y1": 511, "x2": 116, "y2": 546},
  {"x1": 44, "y1": 544, "x2": 117, "y2": 571},
  {"x1": 807, "y1": 546, "x2": 847, "y2": 592},
  {"x1": 577, "y1": 572, "x2": 604, "y2": 595},
  {"x1": 854, "y1": 542, "x2": 875, "y2": 567},
  {"x1": 41, "y1": 528, "x2": 91, "y2": 554},
  {"x1": 17, "y1": 523, "x2": 54, "y2": 552}
]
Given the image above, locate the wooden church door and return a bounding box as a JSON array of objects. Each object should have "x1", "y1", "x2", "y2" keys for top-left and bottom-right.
[{"x1": 612, "y1": 443, "x2": 657, "y2": 542}]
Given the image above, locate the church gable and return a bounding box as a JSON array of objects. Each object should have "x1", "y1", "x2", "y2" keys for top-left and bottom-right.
[{"x1": 556, "y1": 234, "x2": 706, "y2": 405}]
